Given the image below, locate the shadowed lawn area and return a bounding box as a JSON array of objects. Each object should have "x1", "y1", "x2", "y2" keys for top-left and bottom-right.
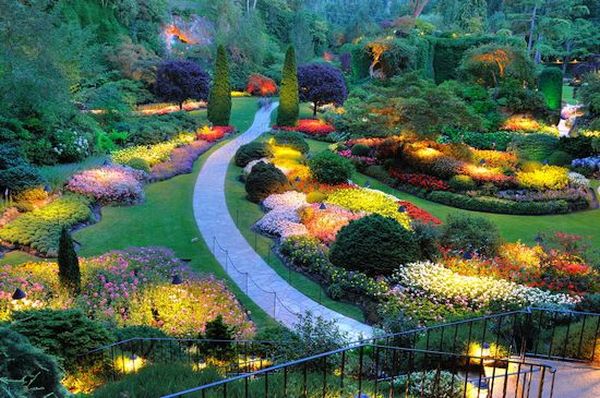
[
  {"x1": 307, "y1": 139, "x2": 600, "y2": 248},
  {"x1": 70, "y1": 98, "x2": 278, "y2": 330}
]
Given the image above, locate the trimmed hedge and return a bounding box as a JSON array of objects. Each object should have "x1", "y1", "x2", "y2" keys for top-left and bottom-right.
[
  {"x1": 442, "y1": 130, "x2": 514, "y2": 150},
  {"x1": 234, "y1": 142, "x2": 273, "y2": 167},
  {"x1": 427, "y1": 191, "x2": 570, "y2": 215},
  {"x1": 308, "y1": 150, "x2": 354, "y2": 184},
  {"x1": 245, "y1": 162, "x2": 289, "y2": 203}
]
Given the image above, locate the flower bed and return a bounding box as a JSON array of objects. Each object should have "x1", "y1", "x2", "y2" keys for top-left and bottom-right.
[
  {"x1": 572, "y1": 156, "x2": 600, "y2": 172},
  {"x1": 389, "y1": 170, "x2": 449, "y2": 191},
  {"x1": 396, "y1": 201, "x2": 441, "y2": 225},
  {"x1": 196, "y1": 125, "x2": 234, "y2": 142},
  {"x1": 112, "y1": 133, "x2": 196, "y2": 167},
  {"x1": 393, "y1": 261, "x2": 579, "y2": 312},
  {"x1": 338, "y1": 149, "x2": 378, "y2": 167},
  {"x1": 0, "y1": 194, "x2": 92, "y2": 256},
  {"x1": 0, "y1": 247, "x2": 254, "y2": 338},
  {"x1": 299, "y1": 203, "x2": 364, "y2": 244},
  {"x1": 273, "y1": 119, "x2": 336, "y2": 136},
  {"x1": 66, "y1": 165, "x2": 147, "y2": 205},
  {"x1": 150, "y1": 140, "x2": 212, "y2": 181},
  {"x1": 516, "y1": 165, "x2": 569, "y2": 190}
]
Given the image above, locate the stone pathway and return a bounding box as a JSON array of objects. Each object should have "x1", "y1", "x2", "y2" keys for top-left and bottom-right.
[{"x1": 193, "y1": 103, "x2": 374, "y2": 339}]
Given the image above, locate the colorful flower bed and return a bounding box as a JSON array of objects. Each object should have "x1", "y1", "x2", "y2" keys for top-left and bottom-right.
[
  {"x1": 392, "y1": 261, "x2": 579, "y2": 312},
  {"x1": 0, "y1": 194, "x2": 92, "y2": 256},
  {"x1": 299, "y1": 203, "x2": 364, "y2": 244},
  {"x1": 150, "y1": 140, "x2": 213, "y2": 181},
  {"x1": 66, "y1": 165, "x2": 147, "y2": 206},
  {"x1": 111, "y1": 133, "x2": 196, "y2": 167},
  {"x1": 516, "y1": 165, "x2": 569, "y2": 190},
  {"x1": 396, "y1": 201, "x2": 442, "y2": 225},
  {"x1": 196, "y1": 125, "x2": 234, "y2": 142},
  {"x1": 0, "y1": 247, "x2": 254, "y2": 338},
  {"x1": 273, "y1": 119, "x2": 336, "y2": 136},
  {"x1": 389, "y1": 170, "x2": 450, "y2": 191}
]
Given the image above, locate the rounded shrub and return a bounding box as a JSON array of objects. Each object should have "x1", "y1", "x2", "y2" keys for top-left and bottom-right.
[
  {"x1": 123, "y1": 157, "x2": 151, "y2": 173},
  {"x1": 351, "y1": 144, "x2": 371, "y2": 157},
  {"x1": 0, "y1": 164, "x2": 46, "y2": 193},
  {"x1": 547, "y1": 150, "x2": 573, "y2": 166},
  {"x1": 235, "y1": 142, "x2": 273, "y2": 167},
  {"x1": 306, "y1": 191, "x2": 328, "y2": 204},
  {"x1": 441, "y1": 214, "x2": 501, "y2": 257},
  {"x1": 245, "y1": 162, "x2": 289, "y2": 203},
  {"x1": 273, "y1": 132, "x2": 309, "y2": 154},
  {"x1": 449, "y1": 175, "x2": 476, "y2": 191},
  {"x1": 308, "y1": 150, "x2": 354, "y2": 184},
  {"x1": 330, "y1": 214, "x2": 420, "y2": 275}
]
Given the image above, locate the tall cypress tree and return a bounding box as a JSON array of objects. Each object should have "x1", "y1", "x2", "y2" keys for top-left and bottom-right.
[
  {"x1": 208, "y1": 45, "x2": 232, "y2": 126},
  {"x1": 58, "y1": 226, "x2": 81, "y2": 296},
  {"x1": 276, "y1": 46, "x2": 299, "y2": 127}
]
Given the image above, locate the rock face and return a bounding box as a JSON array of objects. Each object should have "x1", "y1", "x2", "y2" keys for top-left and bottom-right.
[{"x1": 162, "y1": 14, "x2": 213, "y2": 52}]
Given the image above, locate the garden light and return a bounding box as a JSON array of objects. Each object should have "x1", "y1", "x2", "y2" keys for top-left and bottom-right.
[
  {"x1": 364, "y1": 180, "x2": 371, "y2": 188},
  {"x1": 319, "y1": 203, "x2": 327, "y2": 210},
  {"x1": 12, "y1": 288, "x2": 26, "y2": 300},
  {"x1": 171, "y1": 275, "x2": 183, "y2": 285},
  {"x1": 535, "y1": 234, "x2": 544, "y2": 244},
  {"x1": 463, "y1": 251, "x2": 473, "y2": 260},
  {"x1": 397, "y1": 205, "x2": 407, "y2": 213}
]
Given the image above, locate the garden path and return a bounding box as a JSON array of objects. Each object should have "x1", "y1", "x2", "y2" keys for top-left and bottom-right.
[{"x1": 192, "y1": 103, "x2": 374, "y2": 339}]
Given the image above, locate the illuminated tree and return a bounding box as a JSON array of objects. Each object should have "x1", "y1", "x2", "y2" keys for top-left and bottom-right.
[
  {"x1": 155, "y1": 60, "x2": 210, "y2": 110},
  {"x1": 276, "y1": 46, "x2": 299, "y2": 127},
  {"x1": 246, "y1": 73, "x2": 278, "y2": 96},
  {"x1": 208, "y1": 45, "x2": 231, "y2": 125},
  {"x1": 297, "y1": 63, "x2": 348, "y2": 116},
  {"x1": 538, "y1": 67, "x2": 563, "y2": 110}
]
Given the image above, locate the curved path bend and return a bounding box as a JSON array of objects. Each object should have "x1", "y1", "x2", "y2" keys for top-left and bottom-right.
[{"x1": 193, "y1": 103, "x2": 374, "y2": 339}]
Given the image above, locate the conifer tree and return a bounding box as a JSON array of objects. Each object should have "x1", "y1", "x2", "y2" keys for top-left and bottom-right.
[
  {"x1": 276, "y1": 46, "x2": 299, "y2": 126},
  {"x1": 208, "y1": 45, "x2": 232, "y2": 125},
  {"x1": 58, "y1": 226, "x2": 81, "y2": 296}
]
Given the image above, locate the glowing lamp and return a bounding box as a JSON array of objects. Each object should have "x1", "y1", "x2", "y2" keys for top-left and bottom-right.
[
  {"x1": 319, "y1": 203, "x2": 327, "y2": 210},
  {"x1": 12, "y1": 288, "x2": 26, "y2": 300},
  {"x1": 397, "y1": 205, "x2": 407, "y2": 213},
  {"x1": 171, "y1": 275, "x2": 183, "y2": 285}
]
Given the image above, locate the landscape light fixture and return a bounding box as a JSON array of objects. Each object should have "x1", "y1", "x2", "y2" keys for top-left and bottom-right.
[
  {"x1": 463, "y1": 251, "x2": 473, "y2": 260},
  {"x1": 295, "y1": 176, "x2": 301, "y2": 182},
  {"x1": 12, "y1": 288, "x2": 26, "y2": 300},
  {"x1": 319, "y1": 203, "x2": 327, "y2": 210},
  {"x1": 364, "y1": 181, "x2": 371, "y2": 188},
  {"x1": 171, "y1": 275, "x2": 183, "y2": 285},
  {"x1": 397, "y1": 205, "x2": 407, "y2": 213},
  {"x1": 535, "y1": 234, "x2": 543, "y2": 244}
]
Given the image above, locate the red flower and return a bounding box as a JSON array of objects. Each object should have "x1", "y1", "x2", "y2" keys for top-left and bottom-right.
[
  {"x1": 389, "y1": 169, "x2": 450, "y2": 191},
  {"x1": 397, "y1": 200, "x2": 442, "y2": 225},
  {"x1": 273, "y1": 119, "x2": 335, "y2": 136}
]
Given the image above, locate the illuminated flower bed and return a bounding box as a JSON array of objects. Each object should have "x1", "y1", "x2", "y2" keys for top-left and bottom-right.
[
  {"x1": 0, "y1": 247, "x2": 254, "y2": 338},
  {"x1": 338, "y1": 149, "x2": 378, "y2": 166},
  {"x1": 150, "y1": 140, "x2": 212, "y2": 181},
  {"x1": 196, "y1": 125, "x2": 234, "y2": 142},
  {"x1": 396, "y1": 201, "x2": 441, "y2": 225},
  {"x1": 516, "y1": 165, "x2": 569, "y2": 190},
  {"x1": 389, "y1": 170, "x2": 450, "y2": 191},
  {"x1": 66, "y1": 165, "x2": 147, "y2": 205},
  {"x1": 112, "y1": 133, "x2": 196, "y2": 167},
  {"x1": 273, "y1": 119, "x2": 336, "y2": 136},
  {"x1": 325, "y1": 188, "x2": 411, "y2": 229},
  {"x1": 501, "y1": 115, "x2": 558, "y2": 134},
  {"x1": 299, "y1": 203, "x2": 364, "y2": 244},
  {"x1": 471, "y1": 149, "x2": 518, "y2": 169},
  {"x1": 392, "y1": 261, "x2": 579, "y2": 312},
  {"x1": 262, "y1": 191, "x2": 307, "y2": 211}
]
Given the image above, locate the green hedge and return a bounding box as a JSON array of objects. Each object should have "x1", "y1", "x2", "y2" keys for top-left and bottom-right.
[
  {"x1": 538, "y1": 67, "x2": 563, "y2": 110},
  {"x1": 427, "y1": 191, "x2": 570, "y2": 215},
  {"x1": 441, "y1": 130, "x2": 514, "y2": 150},
  {"x1": 0, "y1": 194, "x2": 92, "y2": 255}
]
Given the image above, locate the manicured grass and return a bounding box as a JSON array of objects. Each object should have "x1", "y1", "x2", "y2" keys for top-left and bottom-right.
[
  {"x1": 563, "y1": 84, "x2": 577, "y2": 105},
  {"x1": 306, "y1": 139, "x2": 600, "y2": 247},
  {"x1": 71, "y1": 97, "x2": 278, "y2": 330}
]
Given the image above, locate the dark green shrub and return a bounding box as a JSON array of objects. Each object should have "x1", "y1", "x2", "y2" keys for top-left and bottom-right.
[
  {"x1": 10, "y1": 309, "x2": 113, "y2": 373},
  {"x1": 273, "y1": 132, "x2": 309, "y2": 154},
  {"x1": 114, "y1": 326, "x2": 168, "y2": 341},
  {"x1": 351, "y1": 144, "x2": 371, "y2": 157},
  {"x1": 207, "y1": 45, "x2": 232, "y2": 126},
  {"x1": 0, "y1": 327, "x2": 66, "y2": 398},
  {"x1": 510, "y1": 133, "x2": 559, "y2": 162},
  {"x1": 412, "y1": 221, "x2": 442, "y2": 261},
  {"x1": 0, "y1": 145, "x2": 25, "y2": 169},
  {"x1": 428, "y1": 156, "x2": 461, "y2": 179},
  {"x1": 308, "y1": 150, "x2": 354, "y2": 184},
  {"x1": 123, "y1": 157, "x2": 151, "y2": 173},
  {"x1": 234, "y1": 142, "x2": 273, "y2": 167},
  {"x1": 547, "y1": 150, "x2": 573, "y2": 166},
  {"x1": 441, "y1": 214, "x2": 501, "y2": 257},
  {"x1": 245, "y1": 162, "x2": 289, "y2": 203},
  {"x1": 538, "y1": 67, "x2": 563, "y2": 110},
  {"x1": 330, "y1": 214, "x2": 420, "y2": 275},
  {"x1": 276, "y1": 46, "x2": 299, "y2": 126},
  {"x1": 58, "y1": 227, "x2": 81, "y2": 296},
  {"x1": 575, "y1": 294, "x2": 600, "y2": 313},
  {"x1": 443, "y1": 130, "x2": 513, "y2": 150},
  {"x1": 449, "y1": 175, "x2": 476, "y2": 191},
  {"x1": 558, "y1": 136, "x2": 594, "y2": 158},
  {"x1": 202, "y1": 315, "x2": 235, "y2": 361},
  {"x1": 0, "y1": 164, "x2": 46, "y2": 194}
]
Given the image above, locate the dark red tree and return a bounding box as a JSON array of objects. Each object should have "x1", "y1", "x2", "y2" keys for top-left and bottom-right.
[
  {"x1": 297, "y1": 63, "x2": 348, "y2": 116},
  {"x1": 155, "y1": 60, "x2": 210, "y2": 109}
]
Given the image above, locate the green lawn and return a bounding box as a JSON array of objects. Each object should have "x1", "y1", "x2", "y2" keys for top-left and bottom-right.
[
  {"x1": 307, "y1": 139, "x2": 600, "y2": 247},
  {"x1": 563, "y1": 84, "x2": 577, "y2": 105},
  {"x1": 43, "y1": 97, "x2": 277, "y2": 330}
]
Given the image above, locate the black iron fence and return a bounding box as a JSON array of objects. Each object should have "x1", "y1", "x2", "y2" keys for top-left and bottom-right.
[{"x1": 161, "y1": 343, "x2": 557, "y2": 398}]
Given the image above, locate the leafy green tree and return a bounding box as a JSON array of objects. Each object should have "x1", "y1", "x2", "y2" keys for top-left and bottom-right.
[
  {"x1": 276, "y1": 46, "x2": 299, "y2": 126},
  {"x1": 58, "y1": 226, "x2": 81, "y2": 296},
  {"x1": 208, "y1": 45, "x2": 232, "y2": 126},
  {"x1": 538, "y1": 67, "x2": 563, "y2": 110}
]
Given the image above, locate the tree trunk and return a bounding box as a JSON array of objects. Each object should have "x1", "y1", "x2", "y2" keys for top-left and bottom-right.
[
  {"x1": 313, "y1": 102, "x2": 318, "y2": 116},
  {"x1": 562, "y1": 40, "x2": 572, "y2": 74},
  {"x1": 527, "y1": 4, "x2": 538, "y2": 56},
  {"x1": 534, "y1": 33, "x2": 543, "y2": 64},
  {"x1": 179, "y1": 101, "x2": 183, "y2": 110}
]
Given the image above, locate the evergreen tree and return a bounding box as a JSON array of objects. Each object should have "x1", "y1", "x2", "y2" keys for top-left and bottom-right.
[
  {"x1": 208, "y1": 45, "x2": 232, "y2": 126},
  {"x1": 58, "y1": 227, "x2": 81, "y2": 296},
  {"x1": 276, "y1": 46, "x2": 299, "y2": 127}
]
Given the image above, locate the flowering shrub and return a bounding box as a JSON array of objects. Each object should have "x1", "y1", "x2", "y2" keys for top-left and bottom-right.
[
  {"x1": 495, "y1": 188, "x2": 587, "y2": 203},
  {"x1": 516, "y1": 165, "x2": 569, "y2": 190},
  {"x1": 246, "y1": 73, "x2": 278, "y2": 96},
  {"x1": 262, "y1": 191, "x2": 307, "y2": 211},
  {"x1": 568, "y1": 172, "x2": 590, "y2": 188},
  {"x1": 0, "y1": 194, "x2": 92, "y2": 256},
  {"x1": 66, "y1": 165, "x2": 147, "y2": 205},
  {"x1": 196, "y1": 126, "x2": 234, "y2": 142},
  {"x1": 325, "y1": 188, "x2": 411, "y2": 229},
  {"x1": 397, "y1": 201, "x2": 441, "y2": 225},
  {"x1": 572, "y1": 156, "x2": 600, "y2": 172},
  {"x1": 112, "y1": 133, "x2": 196, "y2": 167},
  {"x1": 273, "y1": 119, "x2": 336, "y2": 136},
  {"x1": 0, "y1": 248, "x2": 254, "y2": 338},
  {"x1": 338, "y1": 149, "x2": 378, "y2": 166},
  {"x1": 389, "y1": 170, "x2": 449, "y2": 191},
  {"x1": 150, "y1": 140, "x2": 212, "y2": 181},
  {"x1": 299, "y1": 203, "x2": 364, "y2": 244},
  {"x1": 501, "y1": 116, "x2": 558, "y2": 134},
  {"x1": 471, "y1": 149, "x2": 518, "y2": 169},
  {"x1": 393, "y1": 261, "x2": 579, "y2": 312},
  {"x1": 257, "y1": 191, "x2": 308, "y2": 238}
]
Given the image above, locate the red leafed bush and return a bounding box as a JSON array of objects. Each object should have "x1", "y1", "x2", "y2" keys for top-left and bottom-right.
[
  {"x1": 397, "y1": 200, "x2": 442, "y2": 225},
  {"x1": 197, "y1": 125, "x2": 234, "y2": 142},
  {"x1": 273, "y1": 119, "x2": 336, "y2": 136},
  {"x1": 246, "y1": 73, "x2": 278, "y2": 96},
  {"x1": 389, "y1": 170, "x2": 449, "y2": 191}
]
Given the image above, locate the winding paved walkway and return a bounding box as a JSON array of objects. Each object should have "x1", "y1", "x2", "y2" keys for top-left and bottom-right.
[{"x1": 193, "y1": 103, "x2": 374, "y2": 339}]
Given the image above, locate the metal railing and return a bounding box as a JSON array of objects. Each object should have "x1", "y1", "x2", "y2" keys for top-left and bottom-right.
[{"x1": 162, "y1": 343, "x2": 557, "y2": 398}]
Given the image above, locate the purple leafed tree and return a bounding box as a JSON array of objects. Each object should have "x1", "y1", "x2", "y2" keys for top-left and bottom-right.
[
  {"x1": 155, "y1": 60, "x2": 210, "y2": 109},
  {"x1": 297, "y1": 63, "x2": 348, "y2": 116}
]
